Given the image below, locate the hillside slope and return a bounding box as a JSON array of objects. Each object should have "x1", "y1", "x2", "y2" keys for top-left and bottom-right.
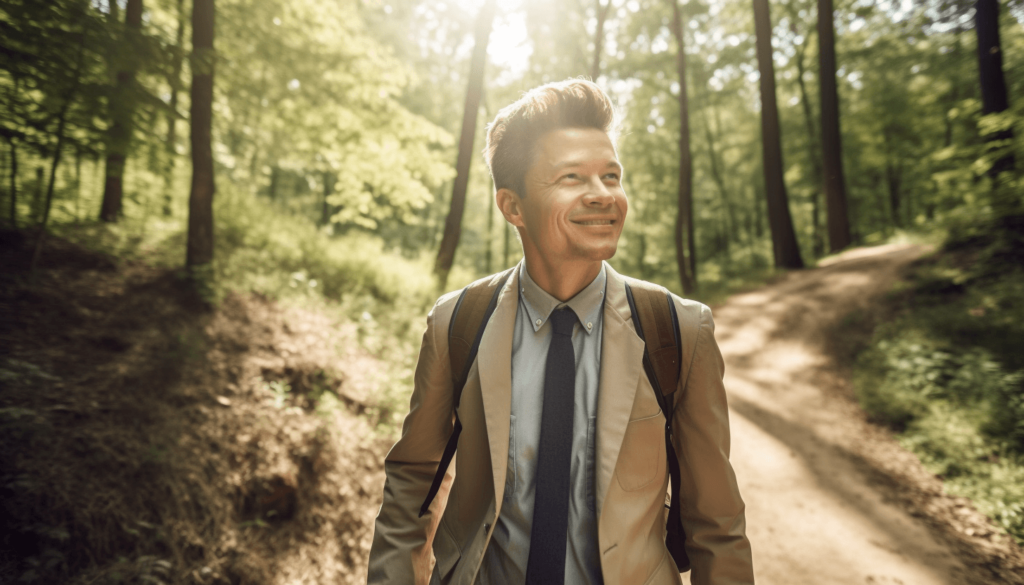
[{"x1": 0, "y1": 230, "x2": 388, "y2": 584}]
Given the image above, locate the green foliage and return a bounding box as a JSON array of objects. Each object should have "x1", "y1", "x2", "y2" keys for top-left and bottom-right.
[{"x1": 853, "y1": 252, "x2": 1024, "y2": 543}]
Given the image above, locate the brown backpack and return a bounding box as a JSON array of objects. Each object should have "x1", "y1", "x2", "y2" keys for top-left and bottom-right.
[{"x1": 418, "y1": 268, "x2": 691, "y2": 573}]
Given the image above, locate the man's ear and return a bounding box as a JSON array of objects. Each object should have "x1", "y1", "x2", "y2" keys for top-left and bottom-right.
[{"x1": 496, "y1": 188, "x2": 525, "y2": 228}]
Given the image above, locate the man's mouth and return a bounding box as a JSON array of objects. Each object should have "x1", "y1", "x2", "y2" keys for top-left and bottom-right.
[{"x1": 571, "y1": 219, "x2": 616, "y2": 226}]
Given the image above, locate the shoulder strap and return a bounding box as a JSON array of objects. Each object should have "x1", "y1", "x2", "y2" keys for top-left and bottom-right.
[
  {"x1": 624, "y1": 279, "x2": 691, "y2": 572},
  {"x1": 418, "y1": 267, "x2": 514, "y2": 518},
  {"x1": 623, "y1": 279, "x2": 681, "y2": 399}
]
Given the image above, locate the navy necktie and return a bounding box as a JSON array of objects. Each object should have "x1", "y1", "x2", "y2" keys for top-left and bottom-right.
[{"x1": 526, "y1": 307, "x2": 577, "y2": 585}]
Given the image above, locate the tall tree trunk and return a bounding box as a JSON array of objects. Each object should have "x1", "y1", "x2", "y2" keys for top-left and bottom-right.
[
  {"x1": 817, "y1": 0, "x2": 852, "y2": 252},
  {"x1": 975, "y1": 0, "x2": 1014, "y2": 179},
  {"x1": 753, "y1": 0, "x2": 804, "y2": 269},
  {"x1": 163, "y1": 0, "x2": 186, "y2": 217},
  {"x1": 321, "y1": 171, "x2": 333, "y2": 226},
  {"x1": 74, "y1": 146, "x2": 82, "y2": 221},
  {"x1": 590, "y1": 0, "x2": 612, "y2": 80},
  {"x1": 32, "y1": 28, "x2": 87, "y2": 273},
  {"x1": 486, "y1": 187, "x2": 495, "y2": 273},
  {"x1": 670, "y1": 0, "x2": 697, "y2": 294},
  {"x1": 33, "y1": 167, "x2": 43, "y2": 222},
  {"x1": 794, "y1": 28, "x2": 825, "y2": 257},
  {"x1": 187, "y1": 0, "x2": 216, "y2": 269},
  {"x1": 7, "y1": 140, "x2": 17, "y2": 228},
  {"x1": 433, "y1": 0, "x2": 497, "y2": 289},
  {"x1": 100, "y1": 0, "x2": 144, "y2": 222}
]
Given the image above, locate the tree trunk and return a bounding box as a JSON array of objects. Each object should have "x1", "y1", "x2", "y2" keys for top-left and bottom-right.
[
  {"x1": 670, "y1": 0, "x2": 697, "y2": 294},
  {"x1": 187, "y1": 0, "x2": 216, "y2": 269},
  {"x1": 321, "y1": 171, "x2": 333, "y2": 226},
  {"x1": 975, "y1": 0, "x2": 1014, "y2": 179},
  {"x1": 753, "y1": 0, "x2": 803, "y2": 269},
  {"x1": 794, "y1": 28, "x2": 825, "y2": 257},
  {"x1": 817, "y1": 0, "x2": 852, "y2": 252},
  {"x1": 100, "y1": 0, "x2": 143, "y2": 222},
  {"x1": 433, "y1": 0, "x2": 497, "y2": 289},
  {"x1": 32, "y1": 29, "x2": 87, "y2": 273},
  {"x1": 486, "y1": 187, "x2": 495, "y2": 273},
  {"x1": 7, "y1": 140, "x2": 17, "y2": 228},
  {"x1": 74, "y1": 147, "x2": 82, "y2": 221},
  {"x1": 163, "y1": 0, "x2": 186, "y2": 217},
  {"x1": 590, "y1": 0, "x2": 612, "y2": 80},
  {"x1": 33, "y1": 167, "x2": 43, "y2": 222}
]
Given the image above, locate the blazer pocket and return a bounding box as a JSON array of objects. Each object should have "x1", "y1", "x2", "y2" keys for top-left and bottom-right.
[
  {"x1": 504, "y1": 415, "x2": 516, "y2": 500},
  {"x1": 433, "y1": 517, "x2": 461, "y2": 582},
  {"x1": 615, "y1": 410, "x2": 664, "y2": 492}
]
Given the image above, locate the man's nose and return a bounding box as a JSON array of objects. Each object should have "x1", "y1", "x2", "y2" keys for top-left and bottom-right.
[{"x1": 582, "y1": 177, "x2": 615, "y2": 206}]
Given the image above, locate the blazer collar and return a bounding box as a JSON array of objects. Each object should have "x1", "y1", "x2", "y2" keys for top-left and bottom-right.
[
  {"x1": 594, "y1": 263, "x2": 645, "y2": 517},
  {"x1": 476, "y1": 262, "x2": 521, "y2": 514}
]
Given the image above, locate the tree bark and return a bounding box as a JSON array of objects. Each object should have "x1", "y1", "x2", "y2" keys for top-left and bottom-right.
[
  {"x1": 794, "y1": 27, "x2": 825, "y2": 257},
  {"x1": 975, "y1": 0, "x2": 1014, "y2": 178},
  {"x1": 100, "y1": 0, "x2": 143, "y2": 222},
  {"x1": 32, "y1": 29, "x2": 87, "y2": 274},
  {"x1": 590, "y1": 0, "x2": 613, "y2": 80},
  {"x1": 321, "y1": 171, "x2": 333, "y2": 226},
  {"x1": 7, "y1": 140, "x2": 17, "y2": 228},
  {"x1": 817, "y1": 0, "x2": 852, "y2": 252},
  {"x1": 187, "y1": 0, "x2": 216, "y2": 269},
  {"x1": 753, "y1": 0, "x2": 803, "y2": 269},
  {"x1": 433, "y1": 0, "x2": 497, "y2": 289},
  {"x1": 670, "y1": 0, "x2": 697, "y2": 294},
  {"x1": 163, "y1": 0, "x2": 186, "y2": 217}
]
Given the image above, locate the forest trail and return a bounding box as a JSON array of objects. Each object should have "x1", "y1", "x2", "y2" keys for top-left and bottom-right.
[{"x1": 686, "y1": 243, "x2": 1022, "y2": 585}]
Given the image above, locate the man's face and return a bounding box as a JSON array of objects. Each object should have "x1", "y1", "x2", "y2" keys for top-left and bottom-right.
[{"x1": 504, "y1": 127, "x2": 628, "y2": 266}]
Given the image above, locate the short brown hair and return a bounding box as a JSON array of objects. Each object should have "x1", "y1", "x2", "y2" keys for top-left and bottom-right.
[{"x1": 484, "y1": 79, "x2": 617, "y2": 197}]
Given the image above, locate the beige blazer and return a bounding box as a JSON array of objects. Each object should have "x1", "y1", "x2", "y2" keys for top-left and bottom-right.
[{"x1": 368, "y1": 264, "x2": 753, "y2": 585}]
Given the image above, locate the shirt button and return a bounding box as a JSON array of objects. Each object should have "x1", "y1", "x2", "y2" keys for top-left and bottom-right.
[
  {"x1": 535, "y1": 319, "x2": 542, "y2": 327},
  {"x1": 587, "y1": 322, "x2": 593, "y2": 330}
]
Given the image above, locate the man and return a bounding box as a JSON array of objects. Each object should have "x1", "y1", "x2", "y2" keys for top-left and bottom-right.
[{"x1": 368, "y1": 79, "x2": 753, "y2": 585}]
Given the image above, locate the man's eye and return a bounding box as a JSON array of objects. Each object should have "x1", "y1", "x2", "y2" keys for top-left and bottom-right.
[
  {"x1": 603, "y1": 173, "x2": 620, "y2": 181},
  {"x1": 562, "y1": 173, "x2": 580, "y2": 181}
]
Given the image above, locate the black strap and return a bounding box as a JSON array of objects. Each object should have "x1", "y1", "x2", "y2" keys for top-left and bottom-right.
[
  {"x1": 419, "y1": 271, "x2": 511, "y2": 517},
  {"x1": 624, "y1": 283, "x2": 690, "y2": 572}
]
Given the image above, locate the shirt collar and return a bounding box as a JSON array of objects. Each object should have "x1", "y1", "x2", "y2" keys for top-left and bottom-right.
[{"x1": 518, "y1": 261, "x2": 607, "y2": 335}]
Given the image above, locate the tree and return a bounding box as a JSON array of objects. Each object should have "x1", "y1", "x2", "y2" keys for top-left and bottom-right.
[
  {"x1": 433, "y1": 0, "x2": 497, "y2": 289},
  {"x1": 974, "y1": 0, "x2": 1014, "y2": 179},
  {"x1": 670, "y1": 0, "x2": 697, "y2": 294},
  {"x1": 99, "y1": 0, "x2": 143, "y2": 223},
  {"x1": 818, "y1": 0, "x2": 852, "y2": 251},
  {"x1": 590, "y1": 0, "x2": 613, "y2": 80},
  {"x1": 752, "y1": 0, "x2": 803, "y2": 269},
  {"x1": 187, "y1": 0, "x2": 215, "y2": 269},
  {"x1": 163, "y1": 0, "x2": 186, "y2": 217}
]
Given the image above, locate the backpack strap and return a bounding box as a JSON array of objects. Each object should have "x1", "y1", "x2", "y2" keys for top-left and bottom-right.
[
  {"x1": 418, "y1": 267, "x2": 515, "y2": 518},
  {"x1": 624, "y1": 280, "x2": 690, "y2": 573}
]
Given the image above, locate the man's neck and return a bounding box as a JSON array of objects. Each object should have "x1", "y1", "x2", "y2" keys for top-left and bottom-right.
[{"x1": 522, "y1": 254, "x2": 603, "y2": 302}]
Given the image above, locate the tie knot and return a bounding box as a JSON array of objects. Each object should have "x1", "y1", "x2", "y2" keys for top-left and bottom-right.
[{"x1": 549, "y1": 307, "x2": 576, "y2": 337}]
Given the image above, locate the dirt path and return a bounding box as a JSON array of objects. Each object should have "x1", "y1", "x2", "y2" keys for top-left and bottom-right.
[{"x1": 682, "y1": 243, "x2": 1023, "y2": 585}]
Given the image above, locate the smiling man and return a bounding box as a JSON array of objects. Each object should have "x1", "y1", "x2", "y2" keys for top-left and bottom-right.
[{"x1": 368, "y1": 79, "x2": 754, "y2": 585}]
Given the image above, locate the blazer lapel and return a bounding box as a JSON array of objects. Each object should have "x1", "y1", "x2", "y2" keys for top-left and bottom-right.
[
  {"x1": 476, "y1": 264, "x2": 520, "y2": 514},
  {"x1": 595, "y1": 264, "x2": 645, "y2": 517}
]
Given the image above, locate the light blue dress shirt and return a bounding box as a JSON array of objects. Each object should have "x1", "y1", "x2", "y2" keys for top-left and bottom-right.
[{"x1": 477, "y1": 261, "x2": 607, "y2": 585}]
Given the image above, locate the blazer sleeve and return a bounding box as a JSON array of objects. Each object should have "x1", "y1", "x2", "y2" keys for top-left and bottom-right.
[
  {"x1": 367, "y1": 293, "x2": 459, "y2": 585},
  {"x1": 671, "y1": 300, "x2": 755, "y2": 584}
]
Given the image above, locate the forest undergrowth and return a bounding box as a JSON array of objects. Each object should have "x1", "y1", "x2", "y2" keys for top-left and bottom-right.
[
  {"x1": 851, "y1": 221, "x2": 1024, "y2": 545},
  {"x1": 0, "y1": 227, "x2": 408, "y2": 584}
]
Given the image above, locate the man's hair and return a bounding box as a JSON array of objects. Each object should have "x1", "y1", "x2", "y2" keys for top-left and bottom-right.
[{"x1": 484, "y1": 78, "x2": 617, "y2": 197}]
